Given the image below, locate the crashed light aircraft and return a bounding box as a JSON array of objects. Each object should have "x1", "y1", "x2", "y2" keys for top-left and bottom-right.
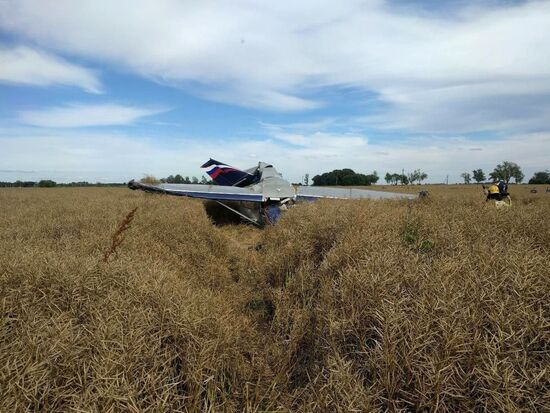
[{"x1": 128, "y1": 159, "x2": 416, "y2": 226}]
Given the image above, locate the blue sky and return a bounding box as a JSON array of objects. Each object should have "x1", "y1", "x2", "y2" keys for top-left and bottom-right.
[{"x1": 1, "y1": 0, "x2": 549, "y2": 183}]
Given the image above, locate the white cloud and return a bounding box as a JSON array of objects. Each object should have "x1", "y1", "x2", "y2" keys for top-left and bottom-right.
[
  {"x1": 17, "y1": 103, "x2": 167, "y2": 128},
  {"x1": 0, "y1": 45, "x2": 101, "y2": 93},
  {"x1": 2, "y1": 0, "x2": 550, "y2": 131},
  {"x1": 1, "y1": 128, "x2": 548, "y2": 183},
  {"x1": 200, "y1": 88, "x2": 323, "y2": 111},
  {"x1": 254, "y1": 122, "x2": 550, "y2": 182},
  {"x1": 365, "y1": 79, "x2": 550, "y2": 133}
]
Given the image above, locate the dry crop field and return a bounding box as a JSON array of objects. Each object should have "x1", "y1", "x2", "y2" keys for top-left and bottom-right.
[{"x1": 0, "y1": 185, "x2": 548, "y2": 412}]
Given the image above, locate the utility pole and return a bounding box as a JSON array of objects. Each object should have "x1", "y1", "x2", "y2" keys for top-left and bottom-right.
[{"x1": 446, "y1": 175, "x2": 449, "y2": 185}]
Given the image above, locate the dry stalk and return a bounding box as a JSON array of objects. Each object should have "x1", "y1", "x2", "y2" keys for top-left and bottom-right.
[{"x1": 102, "y1": 206, "x2": 138, "y2": 262}]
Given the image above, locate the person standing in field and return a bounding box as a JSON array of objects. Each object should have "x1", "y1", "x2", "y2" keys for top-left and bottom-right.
[
  {"x1": 497, "y1": 180, "x2": 510, "y2": 199},
  {"x1": 485, "y1": 181, "x2": 502, "y2": 201},
  {"x1": 484, "y1": 179, "x2": 511, "y2": 205}
]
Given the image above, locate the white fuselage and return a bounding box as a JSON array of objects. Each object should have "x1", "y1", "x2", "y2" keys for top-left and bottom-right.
[{"x1": 246, "y1": 162, "x2": 296, "y2": 201}]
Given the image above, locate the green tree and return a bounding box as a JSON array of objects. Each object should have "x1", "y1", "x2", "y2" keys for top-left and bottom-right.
[
  {"x1": 490, "y1": 161, "x2": 524, "y2": 184},
  {"x1": 514, "y1": 169, "x2": 525, "y2": 184},
  {"x1": 407, "y1": 170, "x2": 419, "y2": 184},
  {"x1": 304, "y1": 173, "x2": 309, "y2": 186},
  {"x1": 38, "y1": 179, "x2": 56, "y2": 187},
  {"x1": 406, "y1": 169, "x2": 427, "y2": 185},
  {"x1": 191, "y1": 176, "x2": 199, "y2": 184},
  {"x1": 312, "y1": 169, "x2": 378, "y2": 186},
  {"x1": 528, "y1": 170, "x2": 550, "y2": 184},
  {"x1": 461, "y1": 172, "x2": 471, "y2": 184},
  {"x1": 418, "y1": 172, "x2": 428, "y2": 184},
  {"x1": 368, "y1": 171, "x2": 379, "y2": 185},
  {"x1": 472, "y1": 169, "x2": 486, "y2": 183},
  {"x1": 384, "y1": 173, "x2": 404, "y2": 185}
]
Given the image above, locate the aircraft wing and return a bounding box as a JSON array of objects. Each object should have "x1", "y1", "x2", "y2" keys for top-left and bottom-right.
[
  {"x1": 296, "y1": 186, "x2": 416, "y2": 201},
  {"x1": 128, "y1": 180, "x2": 264, "y2": 202}
]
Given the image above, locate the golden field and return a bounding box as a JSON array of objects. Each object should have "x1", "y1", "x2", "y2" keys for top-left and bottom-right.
[{"x1": 0, "y1": 185, "x2": 548, "y2": 412}]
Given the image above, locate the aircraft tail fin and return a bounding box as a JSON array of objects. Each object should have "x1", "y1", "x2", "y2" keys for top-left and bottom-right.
[{"x1": 201, "y1": 158, "x2": 255, "y2": 187}]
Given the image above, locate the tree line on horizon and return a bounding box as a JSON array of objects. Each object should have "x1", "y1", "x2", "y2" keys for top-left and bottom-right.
[
  {"x1": 311, "y1": 161, "x2": 550, "y2": 187},
  {"x1": 2, "y1": 161, "x2": 549, "y2": 188},
  {"x1": 460, "y1": 161, "x2": 550, "y2": 185},
  {"x1": 311, "y1": 169, "x2": 380, "y2": 186},
  {"x1": 159, "y1": 174, "x2": 213, "y2": 185},
  {"x1": 310, "y1": 169, "x2": 427, "y2": 186},
  {"x1": 384, "y1": 169, "x2": 428, "y2": 186},
  {"x1": 0, "y1": 180, "x2": 126, "y2": 188}
]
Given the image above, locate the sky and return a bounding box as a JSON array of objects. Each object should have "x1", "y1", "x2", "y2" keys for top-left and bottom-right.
[{"x1": 1, "y1": 0, "x2": 549, "y2": 184}]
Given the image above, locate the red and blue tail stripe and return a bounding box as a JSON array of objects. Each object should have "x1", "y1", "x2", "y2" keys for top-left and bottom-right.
[
  {"x1": 201, "y1": 158, "x2": 256, "y2": 187},
  {"x1": 207, "y1": 166, "x2": 239, "y2": 179}
]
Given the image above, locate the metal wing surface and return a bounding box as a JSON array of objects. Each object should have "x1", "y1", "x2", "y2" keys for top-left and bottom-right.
[
  {"x1": 296, "y1": 186, "x2": 416, "y2": 201},
  {"x1": 128, "y1": 180, "x2": 264, "y2": 202}
]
